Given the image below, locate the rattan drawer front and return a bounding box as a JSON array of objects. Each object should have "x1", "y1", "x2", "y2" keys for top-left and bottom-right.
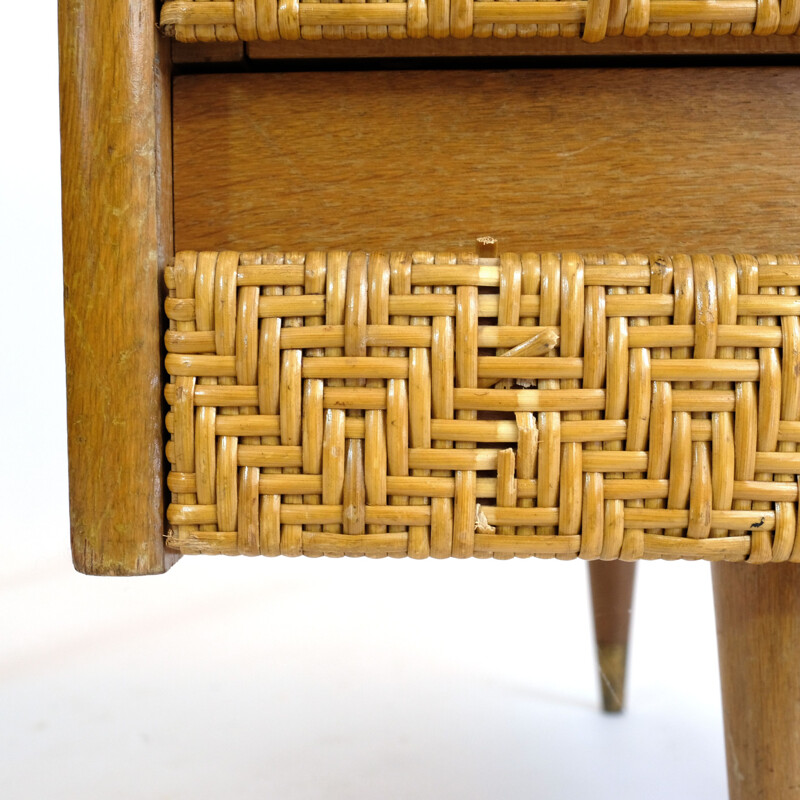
[
  {"x1": 165, "y1": 249, "x2": 800, "y2": 562},
  {"x1": 161, "y1": 0, "x2": 800, "y2": 42}
]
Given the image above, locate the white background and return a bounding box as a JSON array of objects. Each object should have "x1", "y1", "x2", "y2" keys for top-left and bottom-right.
[{"x1": 0, "y1": 4, "x2": 725, "y2": 797}]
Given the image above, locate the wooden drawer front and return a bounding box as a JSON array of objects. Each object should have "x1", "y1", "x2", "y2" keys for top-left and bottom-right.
[{"x1": 174, "y1": 68, "x2": 800, "y2": 255}]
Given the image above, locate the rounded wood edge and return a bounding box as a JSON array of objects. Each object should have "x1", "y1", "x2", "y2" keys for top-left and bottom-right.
[{"x1": 60, "y1": 0, "x2": 177, "y2": 575}]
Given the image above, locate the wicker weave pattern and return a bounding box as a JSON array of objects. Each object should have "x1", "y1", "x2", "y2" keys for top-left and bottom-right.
[
  {"x1": 165, "y1": 250, "x2": 800, "y2": 562},
  {"x1": 160, "y1": 0, "x2": 800, "y2": 42}
]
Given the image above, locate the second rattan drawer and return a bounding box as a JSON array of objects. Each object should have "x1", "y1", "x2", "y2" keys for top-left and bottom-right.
[{"x1": 164, "y1": 249, "x2": 800, "y2": 563}]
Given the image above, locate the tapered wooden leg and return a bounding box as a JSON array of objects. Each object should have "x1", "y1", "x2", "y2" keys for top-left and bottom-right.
[
  {"x1": 589, "y1": 561, "x2": 636, "y2": 713},
  {"x1": 712, "y1": 563, "x2": 800, "y2": 800}
]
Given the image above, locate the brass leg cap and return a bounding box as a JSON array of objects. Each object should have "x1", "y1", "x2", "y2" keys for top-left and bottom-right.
[{"x1": 597, "y1": 643, "x2": 628, "y2": 713}]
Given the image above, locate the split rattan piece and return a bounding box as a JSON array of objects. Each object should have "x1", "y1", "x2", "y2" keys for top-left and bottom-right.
[
  {"x1": 160, "y1": 0, "x2": 800, "y2": 42},
  {"x1": 165, "y1": 250, "x2": 800, "y2": 562}
]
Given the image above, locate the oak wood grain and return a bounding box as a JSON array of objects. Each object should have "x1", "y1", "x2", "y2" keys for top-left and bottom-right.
[
  {"x1": 712, "y1": 563, "x2": 800, "y2": 800},
  {"x1": 60, "y1": 0, "x2": 178, "y2": 574},
  {"x1": 247, "y1": 34, "x2": 800, "y2": 59},
  {"x1": 174, "y1": 68, "x2": 800, "y2": 254}
]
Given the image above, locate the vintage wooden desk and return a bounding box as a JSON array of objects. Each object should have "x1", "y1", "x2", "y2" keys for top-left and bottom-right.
[{"x1": 60, "y1": 1, "x2": 800, "y2": 796}]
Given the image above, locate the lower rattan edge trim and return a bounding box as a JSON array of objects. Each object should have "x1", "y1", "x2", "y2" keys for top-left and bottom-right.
[{"x1": 165, "y1": 529, "x2": 755, "y2": 560}]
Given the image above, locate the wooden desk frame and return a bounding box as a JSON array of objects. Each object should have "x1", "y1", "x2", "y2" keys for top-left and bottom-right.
[{"x1": 59, "y1": 3, "x2": 800, "y2": 796}]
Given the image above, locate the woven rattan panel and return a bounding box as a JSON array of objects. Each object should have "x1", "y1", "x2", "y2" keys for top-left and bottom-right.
[
  {"x1": 165, "y1": 250, "x2": 800, "y2": 562},
  {"x1": 160, "y1": 0, "x2": 800, "y2": 41}
]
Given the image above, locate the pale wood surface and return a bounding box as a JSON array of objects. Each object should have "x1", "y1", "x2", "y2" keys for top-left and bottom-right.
[
  {"x1": 589, "y1": 561, "x2": 636, "y2": 712},
  {"x1": 247, "y1": 33, "x2": 800, "y2": 58},
  {"x1": 59, "y1": 0, "x2": 178, "y2": 574},
  {"x1": 712, "y1": 563, "x2": 800, "y2": 800},
  {"x1": 174, "y1": 68, "x2": 800, "y2": 254}
]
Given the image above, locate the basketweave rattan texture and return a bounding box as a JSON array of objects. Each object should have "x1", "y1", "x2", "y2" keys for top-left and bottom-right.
[
  {"x1": 165, "y1": 250, "x2": 800, "y2": 562},
  {"x1": 160, "y1": 0, "x2": 800, "y2": 42}
]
